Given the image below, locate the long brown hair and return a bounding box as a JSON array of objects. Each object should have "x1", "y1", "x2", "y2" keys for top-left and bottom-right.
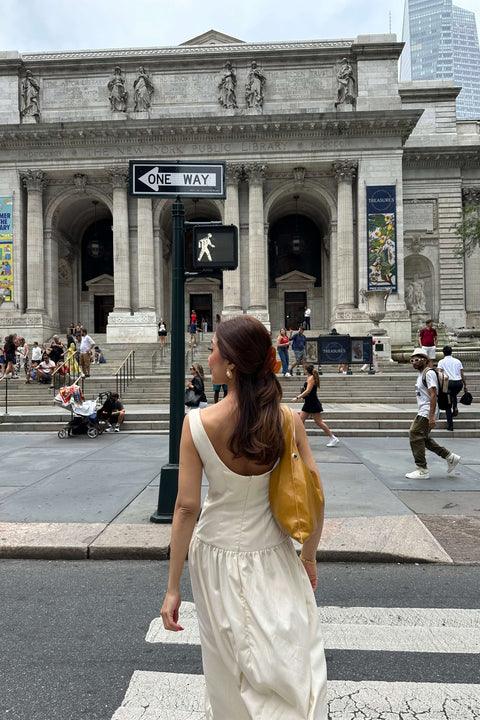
[
  {"x1": 216, "y1": 315, "x2": 284, "y2": 465},
  {"x1": 306, "y1": 363, "x2": 320, "y2": 387}
]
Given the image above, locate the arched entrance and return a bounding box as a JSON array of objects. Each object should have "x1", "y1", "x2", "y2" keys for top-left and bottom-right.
[
  {"x1": 81, "y1": 215, "x2": 114, "y2": 333},
  {"x1": 45, "y1": 189, "x2": 113, "y2": 333},
  {"x1": 267, "y1": 190, "x2": 331, "y2": 331}
]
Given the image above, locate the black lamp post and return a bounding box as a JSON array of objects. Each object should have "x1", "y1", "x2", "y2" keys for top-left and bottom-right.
[{"x1": 150, "y1": 197, "x2": 185, "y2": 522}]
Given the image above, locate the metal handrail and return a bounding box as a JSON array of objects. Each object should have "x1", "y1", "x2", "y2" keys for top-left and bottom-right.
[
  {"x1": 0, "y1": 374, "x2": 10, "y2": 415},
  {"x1": 115, "y1": 349, "x2": 136, "y2": 395},
  {"x1": 50, "y1": 352, "x2": 84, "y2": 395}
]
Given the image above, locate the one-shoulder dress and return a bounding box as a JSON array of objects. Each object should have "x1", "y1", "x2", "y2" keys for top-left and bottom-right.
[{"x1": 188, "y1": 408, "x2": 327, "y2": 720}]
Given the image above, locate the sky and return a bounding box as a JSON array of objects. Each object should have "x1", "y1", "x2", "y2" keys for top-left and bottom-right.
[{"x1": 4, "y1": 0, "x2": 479, "y2": 54}]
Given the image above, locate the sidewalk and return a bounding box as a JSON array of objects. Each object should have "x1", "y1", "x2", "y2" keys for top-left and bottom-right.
[{"x1": 0, "y1": 426, "x2": 479, "y2": 563}]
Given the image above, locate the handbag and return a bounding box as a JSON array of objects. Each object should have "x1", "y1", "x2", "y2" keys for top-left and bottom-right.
[
  {"x1": 184, "y1": 387, "x2": 201, "y2": 407},
  {"x1": 459, "y1": 391, "x2": 473, "y2": 406},
  {"x1": 269, "y1": 405, "x2": 324, "y2": 544}
]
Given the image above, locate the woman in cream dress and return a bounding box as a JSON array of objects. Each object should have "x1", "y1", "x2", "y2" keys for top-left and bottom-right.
[{"x1": 161, "y1": 315, "x2": 327, "y2": 719}]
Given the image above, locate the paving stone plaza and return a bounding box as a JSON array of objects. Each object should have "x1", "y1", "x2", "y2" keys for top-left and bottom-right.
[{"x1": 0, "y1": 29, "x2": 479, "y2": 344}]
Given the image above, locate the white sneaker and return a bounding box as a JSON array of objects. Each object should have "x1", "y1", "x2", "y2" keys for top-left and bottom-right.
[
  {"x1": 446, "y1": 453, "x2": 460, "y2": 474},
  {"x1": 285, "y1": 372, "x2": 291, "y2": 377},
  {"x1": 326, "y1": 436, "x2": 339, "y2": 447},
  {"x1": 405, "y1": 467, "x2": 430, "y2": 479},
  {"x1": 114, "y1": 424, "x2": 120, "y2": 432},
  {"x1": 104, "y1": 426, "x2": 112, "y2": 432}
]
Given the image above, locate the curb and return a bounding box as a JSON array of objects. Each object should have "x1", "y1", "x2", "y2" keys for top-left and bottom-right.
[{"x1": 0, "y1": 515, "x2": 455, "y2": 564}]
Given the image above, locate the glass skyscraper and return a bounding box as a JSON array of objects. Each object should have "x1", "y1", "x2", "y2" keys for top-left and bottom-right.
[{"x1": 400, "y1": 0, "x2": 480, "y2": 118}]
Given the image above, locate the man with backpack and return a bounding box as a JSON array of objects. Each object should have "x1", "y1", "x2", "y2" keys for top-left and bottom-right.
[
  {"x1": 406, "y1": 348, "x2": 460, "y2": 479},
  {"x1": 418, "y1": 319, "x2": 437, "y2": 368}
]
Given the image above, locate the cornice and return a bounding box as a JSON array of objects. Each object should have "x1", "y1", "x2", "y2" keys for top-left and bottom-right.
[
  {"x1": 403, "y1": 147, "x2": 480, "y2": 168},
  {"x1": 0, "y1": 109, "x2": 423, "y2": 150},
  {"x1": 399, "y1": 83, "x2": 461, "y2": 102},
  {"x1": 19, "y1": 39, "x2": 356, "y2": 65}
]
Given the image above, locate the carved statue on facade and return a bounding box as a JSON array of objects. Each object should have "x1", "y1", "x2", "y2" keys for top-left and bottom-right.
[
  {"x1": 108, "y1": 67, "x2": 128, "y2": 112},
  {"x1": 20, "y1": 70, "x2": 40, "y2": 121},
  {"x1": 218, "y1": 61, "x2": 237, "y2": 109},
  {"x1": 133, "y1": 67, "x2": 154, "y2": 111},
  {"x1": 406, "y1": 274, "x2": 427, "y2": 312},
  {"x1": 334, "y1": 58, "x2": 356, "y2": 109},
  {"x1": 245, "y1": 61, "x2": 266, "y2": 109}
]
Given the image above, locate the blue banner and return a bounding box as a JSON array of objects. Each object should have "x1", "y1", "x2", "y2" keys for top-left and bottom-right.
[
  {"x1": 366, "y1": 186, "x2": 397, "y2": 292},
  {"x1": 0, "y1": 197, "x2": 13, "y2": 302}
]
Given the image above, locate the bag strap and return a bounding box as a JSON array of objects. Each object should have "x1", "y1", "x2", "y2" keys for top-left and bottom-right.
[{"x1": 280, "y1": 404, "x2": 296, "y2": 443}]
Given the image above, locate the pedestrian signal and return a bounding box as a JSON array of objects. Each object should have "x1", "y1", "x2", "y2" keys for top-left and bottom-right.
[{"x1": 192, "y1": 225, "x2": 238, "y2": 271}]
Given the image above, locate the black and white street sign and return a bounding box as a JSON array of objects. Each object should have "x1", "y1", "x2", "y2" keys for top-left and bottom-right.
[
  {"x1": 129, "y1": 160, "x2": 226, "y2": 198},
  {"x1": 192, "y1": 225, "x2": 238, "y2": 270}
]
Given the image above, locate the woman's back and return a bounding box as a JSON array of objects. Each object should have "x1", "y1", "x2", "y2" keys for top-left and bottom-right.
[
  {"x1": 199, "y1": 401, "x2": 275, "y2": 477},
  {"x1": 189, "y1": 406, "x2": 285, "y2": 553}
]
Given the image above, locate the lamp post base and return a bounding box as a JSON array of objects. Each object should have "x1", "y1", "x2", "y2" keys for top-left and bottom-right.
[{"x1": 150, "y1": 464, "x2": 179, "y2": 523}]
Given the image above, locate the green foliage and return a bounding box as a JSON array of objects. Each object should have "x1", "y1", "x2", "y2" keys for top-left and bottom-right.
[{"x1": 452, "y1": 205, "x2": 480, "y2": 258}]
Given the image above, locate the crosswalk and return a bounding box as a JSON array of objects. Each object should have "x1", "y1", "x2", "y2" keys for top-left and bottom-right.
[{"x1": 111, "y1": 601, "x2": 480, "y2": 719}]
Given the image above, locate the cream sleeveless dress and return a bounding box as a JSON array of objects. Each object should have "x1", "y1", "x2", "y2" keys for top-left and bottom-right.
[{"x1": 188, "y1": 408, "x2": 327, "y2": 720}]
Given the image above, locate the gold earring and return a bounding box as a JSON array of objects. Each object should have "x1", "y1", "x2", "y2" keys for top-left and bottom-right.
[{"x1": 226, "y1": 369, "x2": 232, "y2": 379}]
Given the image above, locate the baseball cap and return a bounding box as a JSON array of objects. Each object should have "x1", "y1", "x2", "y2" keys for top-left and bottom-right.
[{"x1": 410, "y1": 348, "x2": 429, "y2": 359}]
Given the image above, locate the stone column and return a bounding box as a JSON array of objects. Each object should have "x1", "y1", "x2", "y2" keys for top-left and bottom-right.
[
  {"x1": 106, "y1": 167, "x2": 130, "y2": 312},
  {"x1": 137, "y1": 198, "x2": 155, "y2": 310},
  {"x1": 222, "y1": 163, "x2": 243, "y2": 319},
  {"x1": 44, "y1": 229, "x2": 59, "y2": 325},
  {"x1": 245, "y1": 162, "x2": 269, "y2": 326},
  {"x1": 134, "y1": 197, "x2": 158, "y2": 341},
  {"x1": 105, "y1": 166, "x2": 133, "y2": 341},
  {"x1": 333, "y1": 160, "x2": 357, "y2": 309},
  {"x1": 20, "y1": 170, "x2": 46, "y2": 315}
]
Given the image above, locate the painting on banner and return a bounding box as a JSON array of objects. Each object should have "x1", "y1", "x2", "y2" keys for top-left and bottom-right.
[
  {"x1": 367, "y1": 186, "x2": 397, "y2": 292},
  {"x1": 0, "y1": 197, "x2": 13, "y2": 302}
]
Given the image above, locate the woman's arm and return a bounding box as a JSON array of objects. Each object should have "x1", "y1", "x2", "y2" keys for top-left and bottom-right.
[
  {"x1": 292, "y1": 411, "x2": 325, "y2": 589},
  {"x1": 293, "y1": 375, "x2": 314, "y2": 402},
  {"x1": 161, "y1": 416, "x2": 203, "y2": 631}
]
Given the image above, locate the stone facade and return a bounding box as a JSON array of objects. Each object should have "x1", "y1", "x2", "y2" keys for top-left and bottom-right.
[{"x1": 0, "y1": 31, "x2": 479, "y2": 343}]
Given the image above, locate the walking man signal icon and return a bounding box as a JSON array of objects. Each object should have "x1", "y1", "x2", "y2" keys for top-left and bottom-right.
[{"x1": 197, "y1": 233, "x2": 215, "y2": 262}]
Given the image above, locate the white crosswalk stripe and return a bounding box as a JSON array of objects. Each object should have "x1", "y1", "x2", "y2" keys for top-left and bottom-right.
[
  {"x1": 146, "y1": 601, "x2": 480, "y2": 654},
  {"x1": 111, "y1": 602, "x2": 480, "y2": 719}
]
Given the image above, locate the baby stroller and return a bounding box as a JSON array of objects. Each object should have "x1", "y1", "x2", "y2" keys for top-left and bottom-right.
[{"x1": 55, "y1": 384, "x2": 107, "y2": 439}]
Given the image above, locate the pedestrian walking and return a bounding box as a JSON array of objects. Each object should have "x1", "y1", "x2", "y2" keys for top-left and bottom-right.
[
  {"x1": 158, "y1": 319, "x2": 167, "y2": 349},
  {"x1": 289, "y1": 326, "x2": 307, "y2": 375},
  {"x1": 161, "y1": 315, "x2": 327, "y2": 719},
  {"x1": 293, "y1": 364, "x2": 339, "y2": 446},
  {"x1": 437, "y1": 346, "x2": 468, "y2": 431},
  {"x1": 418, "y1": 319, "x2": 437, "y2": 369},
  {"x1": 406, "y1": 348, "x2": 460, "y2": 479}
]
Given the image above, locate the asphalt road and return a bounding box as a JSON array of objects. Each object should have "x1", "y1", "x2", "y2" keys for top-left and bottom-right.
[{"x1": 1, "y1": 561, "x2": 479, "y2": 720}]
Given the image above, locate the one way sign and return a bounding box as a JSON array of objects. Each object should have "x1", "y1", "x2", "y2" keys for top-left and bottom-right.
[{"x1": 129, "y1": 160, "x2": 226, "y2": 198}]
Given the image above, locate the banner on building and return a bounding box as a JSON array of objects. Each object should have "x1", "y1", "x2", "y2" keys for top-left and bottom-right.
[
  {"x1": 366, "y1": 186, "x2": 397, "y2": 292},
  {"x1": 0, "y1": 197, "x2": 13, "y2": 302}
]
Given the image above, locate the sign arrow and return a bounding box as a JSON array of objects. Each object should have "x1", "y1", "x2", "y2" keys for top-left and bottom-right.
[{"x1": 138, "y1": 168, "x2": 217, "y2": 192}]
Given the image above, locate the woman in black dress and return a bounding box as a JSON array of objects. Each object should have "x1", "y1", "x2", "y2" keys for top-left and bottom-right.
[
  {"x1": 185, "y1": 362, "x2": 208, "y2": 411},
  {"x1": 292, "y1": 364, "x2": 339, "y2": 447}
]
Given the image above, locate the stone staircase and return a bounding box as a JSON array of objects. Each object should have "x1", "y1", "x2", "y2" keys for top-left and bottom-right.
[{"x1": 1, "y1": 359, "x2": 479, "y2": 437}]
